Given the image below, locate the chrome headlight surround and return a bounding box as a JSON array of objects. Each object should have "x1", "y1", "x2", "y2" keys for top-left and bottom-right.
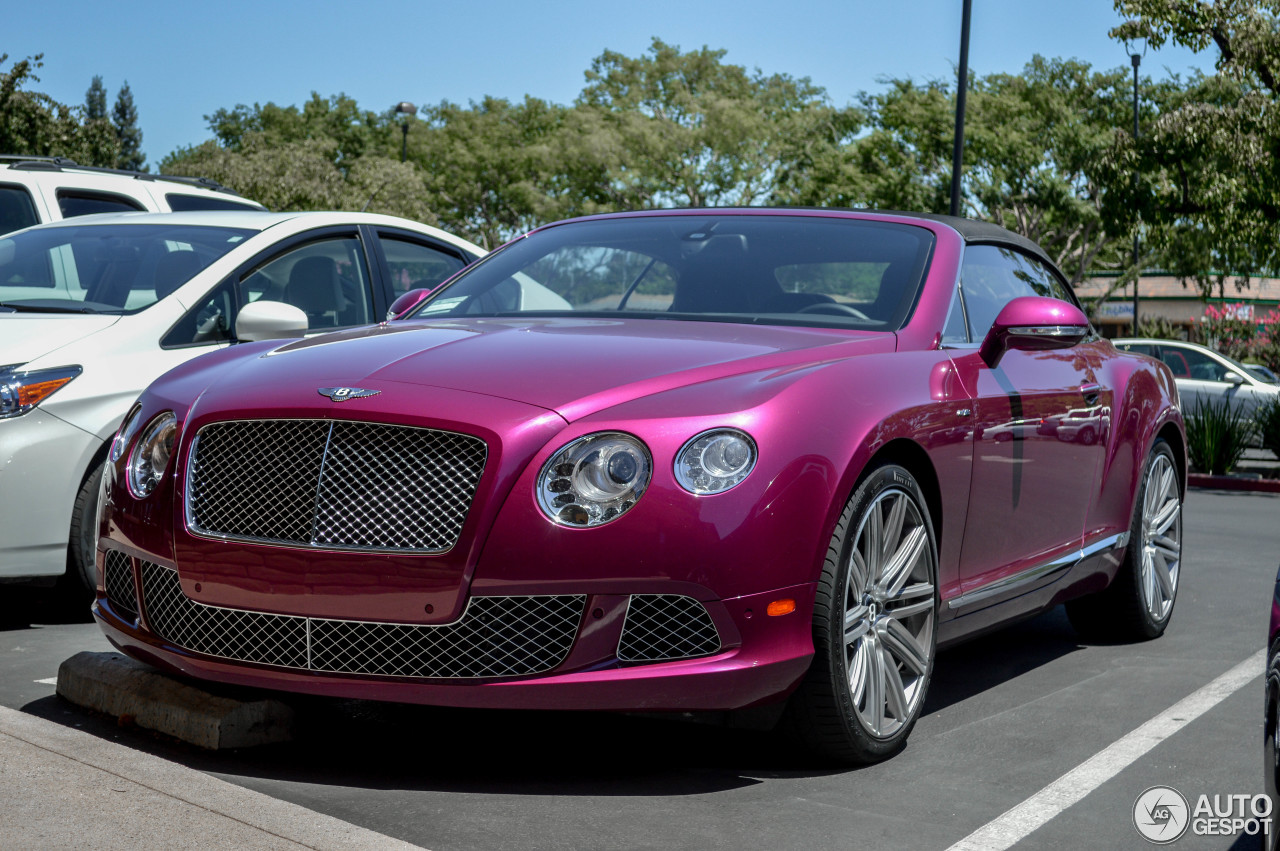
[
  {"x1": 110, "y1": 403, "x2": 144, "y2": 462},
  {"x1": 126, "y1": 412, "x2": 178, "y2": 499},
  {"x1": 536, "y1": 432, "x2": 652, "y2": 527},
  {"x1": 674, "y1": 428, "x2": 758, "y2": 495},
  {"x1": 0, "y1": 364, "x2": 82, "y2": 419}
]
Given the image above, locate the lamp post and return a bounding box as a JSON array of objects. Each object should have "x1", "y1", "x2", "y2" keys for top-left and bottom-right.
[
  {"x1": 1124, "y1": 24, "x2": 1147, "y2": 334},
  {"x1": 394, "y1": 101, "x2": 417, "y2": 163},
  {"x1": 949, "y1": 0, "x2": 972, "y2": 217}
]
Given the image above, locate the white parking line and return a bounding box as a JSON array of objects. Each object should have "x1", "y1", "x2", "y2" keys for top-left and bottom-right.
[
  {"x1": 32, "y1": 677, "x2": 57, "y2": 685},
  {"x1": 946, "y1": 649, "x2": 1266, "y2": 851}
]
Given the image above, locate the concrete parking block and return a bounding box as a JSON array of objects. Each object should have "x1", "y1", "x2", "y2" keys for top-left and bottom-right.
[{"x1": 56, "y1": 651, "x2": 294, "y2": 749}]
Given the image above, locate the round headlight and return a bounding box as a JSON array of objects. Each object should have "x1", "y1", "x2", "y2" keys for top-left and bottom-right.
[
  {"x1": 110, "y1": 404, "x2": 143, "y2": 462},
  {"x1": 674, "y1": 429, "x2": 757, "y2": 494},
  {"x1": 536, "y1": 432, "x2": 652, "y2": 527},
  {"x1": 127, "y1": 412, "x2": 177, "y2": 498}
]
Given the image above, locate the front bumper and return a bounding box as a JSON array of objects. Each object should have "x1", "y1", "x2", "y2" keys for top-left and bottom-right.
[
  {"x1": 0, "y1": 410, "x2": 96, "y2": 578},
  {"x1": 95, "y1": 549, "x2": 816, "y2": 712}
]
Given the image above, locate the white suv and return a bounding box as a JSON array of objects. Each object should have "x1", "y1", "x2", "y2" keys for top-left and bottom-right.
[{"x1": 0, "y1": 155, "x2": 265, "y2": 235}]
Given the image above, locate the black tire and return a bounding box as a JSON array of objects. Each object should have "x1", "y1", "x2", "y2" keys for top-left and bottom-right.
[
  {"x1": 1066, "y1": 439, "x2": 1181, "y2": 641},
  {"x1": 58, "y1": 458, "x2": 105, "y2": 613},
  {"x1": 784, "y1": 462, "x2": 939, "y2": 764},
  {"x1": 1266, "y1": 641, "x2": 1280, "y2": 851}
]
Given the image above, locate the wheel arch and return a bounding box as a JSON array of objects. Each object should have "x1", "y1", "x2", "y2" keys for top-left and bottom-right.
[
  {"x1": 860, "y1": 438, "x2": 943, "y2": 545},
  {"x1": 1156, "y1": 420, "x2": 1187, "y2": 496}
]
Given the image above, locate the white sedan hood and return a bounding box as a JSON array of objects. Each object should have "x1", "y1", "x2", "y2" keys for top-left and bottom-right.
[{"x1": 0, "y1": 314, "x2": 121, "y2": 366}]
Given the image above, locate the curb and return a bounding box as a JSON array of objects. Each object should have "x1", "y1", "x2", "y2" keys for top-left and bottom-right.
[
  {"x1": 57, "y1": 650, "x2": 295, "y2": 749},
  {"x1": 1188, "y1": 473, "x2": 1280, "y2": 493}
]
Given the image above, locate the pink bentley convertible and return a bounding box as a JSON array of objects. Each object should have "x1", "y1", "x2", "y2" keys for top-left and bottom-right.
[{"x1": 95, "y1": 209, "x2": 1184, "y2": 763}]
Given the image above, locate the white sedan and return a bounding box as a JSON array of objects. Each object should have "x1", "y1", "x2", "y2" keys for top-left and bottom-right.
[{"x1": 0, "y1": 210, "x2": 491, "y2": 600}]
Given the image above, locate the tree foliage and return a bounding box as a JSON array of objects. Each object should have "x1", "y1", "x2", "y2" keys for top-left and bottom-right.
[
  {"x1": 113, "y1": 81, "x2": 145, "y2": 171},
  {"x1": 1109, "y1": 0, "x2": 1280, "y2": 295}
]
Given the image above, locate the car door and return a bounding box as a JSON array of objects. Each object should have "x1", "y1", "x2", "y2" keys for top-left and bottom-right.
[
  {"x1": 162, "y1": 228, "x2": 379, "y2": 349},
  {"x1": 1165, "y1": 344, "x2": 1271, "y2": 417},
  {"x1": 944, "y1": 245, "x2": 1107, "y2": 609},
  {"x1": 368, "y1": 227, "x2": 473, "y2": 320}
]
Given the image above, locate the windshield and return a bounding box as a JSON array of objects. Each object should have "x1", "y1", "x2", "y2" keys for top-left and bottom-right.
[
  {"x1": 409, "y1": 215, "x2": 935, "y2": 330},
  {"x1": 0, "y1": 223, "x2": 253, "y2": 314}
]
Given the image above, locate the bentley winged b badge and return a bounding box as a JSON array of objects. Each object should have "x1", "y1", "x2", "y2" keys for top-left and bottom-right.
[{"x1": 318, "y1": 387, "x2": 380, "y2": 402}]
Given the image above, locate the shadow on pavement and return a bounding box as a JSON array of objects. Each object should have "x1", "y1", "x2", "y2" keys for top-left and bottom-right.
[
  {"x1": 18, "y1": 604, "x2": 1096, "y2": 796},
  {"x1": 0, "y1": 585, "x2": 93, "y2": 631}
]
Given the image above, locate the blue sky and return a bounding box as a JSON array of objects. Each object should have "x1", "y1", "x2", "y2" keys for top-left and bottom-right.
[{"x1": 10, "y1": 0, "x2": 1216, "y2": 168}]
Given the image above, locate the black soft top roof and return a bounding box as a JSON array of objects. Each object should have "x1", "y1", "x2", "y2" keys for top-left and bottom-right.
[{"x1": 849, "y1": 209, "x2": 1057, "y2": 269}]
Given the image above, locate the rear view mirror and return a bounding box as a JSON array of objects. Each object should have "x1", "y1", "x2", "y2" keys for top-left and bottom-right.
[
  {"x1": 235, "y1": 300, "x2": 308, "y2": 342},
  {"x1": 386, "y1": 287, "x2": 431, "y2": 321},
  {"x1": 979, "y1": 296, "x2": 1089, "y2": 368}
]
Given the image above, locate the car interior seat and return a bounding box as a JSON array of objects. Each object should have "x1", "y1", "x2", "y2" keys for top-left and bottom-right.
[
  {"x1": 284, "y1": 256, "x2": 346, "y2": 328},
  {"x1": 670, "y1": 235, "x2": 782, "y2": 314}
]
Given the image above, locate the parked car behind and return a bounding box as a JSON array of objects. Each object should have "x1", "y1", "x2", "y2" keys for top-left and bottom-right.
[
  {"x1": 95, "y1": 208, "x2": 1185, "y2": 764},
  {"x1": 0, "y1": 156, "x2": 264, "y2": 235},
  {"x1": 0, "y1": 210, "x2": 486, "y2": 599},
  {"x1": 1113, "y1": 338, "x2": 1280, "y2": 422}
]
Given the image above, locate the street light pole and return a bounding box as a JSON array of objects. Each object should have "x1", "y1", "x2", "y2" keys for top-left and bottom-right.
[
  {"x1": 394, "y1": 101, "x2": 417, "y2": 163},
  {"x1": 949, "y1": 0, "x2": 972, "y2": 217},
  {"x1": 1124, "y1": 25, "x2": 1147, "y2": 334}
]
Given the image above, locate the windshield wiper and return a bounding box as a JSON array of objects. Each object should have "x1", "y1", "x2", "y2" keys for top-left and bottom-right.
[{"x1": 0, "y1": 302, "x2": 111, "y2": 314}]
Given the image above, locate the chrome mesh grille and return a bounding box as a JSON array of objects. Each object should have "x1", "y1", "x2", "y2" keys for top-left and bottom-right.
[
  {"x1": 139, "y1": 561, "x2": 584, "y2": 679},
  {"x1": 617, "y1": 594, "x2": 722, "y2": 663},
  {"x1": 187, "y1": 419, "x2": 487, "y2": 552},
  {"x1": 103, "y1": 550, "x2": 137, "y2": 621},
  {"x1": 141, "y1": 561, "x2": 308, "y2": 668}
]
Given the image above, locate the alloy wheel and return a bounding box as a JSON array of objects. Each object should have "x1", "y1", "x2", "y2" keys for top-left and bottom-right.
[
  {"x1": 843, "y1": 487, "x2": 937, "y2": 738},
  {"x1": 1140, "y1": 452, "x2": 1181, "y2": 622}
]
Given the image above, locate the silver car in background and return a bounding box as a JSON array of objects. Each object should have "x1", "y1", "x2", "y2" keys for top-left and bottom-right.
[{"x1": 1113, "y1": 338, "x2": 1280, "y2": 421}]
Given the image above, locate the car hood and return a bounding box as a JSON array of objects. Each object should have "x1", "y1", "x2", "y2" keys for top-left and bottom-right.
[
  {"x1": 0, "y1": 313, "x2": 121, "y2": 366},
  {"x1": 247, "y1": 317, "x2": 891, "y2": 420}
]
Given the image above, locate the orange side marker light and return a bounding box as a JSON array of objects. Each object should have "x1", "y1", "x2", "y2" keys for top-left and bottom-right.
[{"x1": 767, "y1": 598, "x2": 796, "y2": 617}]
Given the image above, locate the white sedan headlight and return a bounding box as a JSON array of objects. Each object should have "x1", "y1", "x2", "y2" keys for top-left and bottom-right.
[
  {"x1": 674, "y1": 429, "x2": 757, "y2": 494},
  {"x1": 0, "y1": 365, "x2": 82, "y2": 419},
  {"x1": 127, "y1": 412, "x2": 177, "y2": 498},
  {"x1": 536, "y1": 432, "x2": 651, "y2": 527}
]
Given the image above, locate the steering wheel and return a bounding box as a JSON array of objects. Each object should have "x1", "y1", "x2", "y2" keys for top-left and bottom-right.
[{"x1": 795, "y1": 302, "x2": 871, "y2": 320}]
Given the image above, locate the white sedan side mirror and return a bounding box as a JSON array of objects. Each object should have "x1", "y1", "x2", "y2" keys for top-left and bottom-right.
[{"x1": 235, "y1": 300, "x2": 308, "y2": 342}]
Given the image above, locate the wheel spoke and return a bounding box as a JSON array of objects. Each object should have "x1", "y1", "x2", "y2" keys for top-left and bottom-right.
[
  {"x1": 1151, "y1": 536, "x2": 1180, "y2": 562},
  {"x1": 879, "y1": 617, "x2": 929, "y2": 676},
  {"x1": 863, "y1": 503, "x2": 884, "y2": 581},
  {"x1": 848, "y1": 638, "x2": 868, "y2": 702},
  {"x1": 1151, "y1": 499, "x2": 1180, "y2": 537},
  {"x1": 879, "y1": 526, "x2": 927, "y2": 598},
  {"x1": 844, "y1": 605, "x2": 870, "y2": 646},
  {"x1": 881, "y1": 495, "x2": 907, "y2": 566},
  {"x1": 848, "y1": 548, "x2": 869, "y2": 599},
  {"x1": 887, "y1": 581, "x2": 935, "y2": 620},
  {"x1": 866, "y1": 638, "x2": 885, "y2": 735},
  {"x1": 1149, "y1": 550, "x2": 1175, "y2": 600},
  {"x1": 882, "y1": 649, "x2": 909, "y2": 721}
]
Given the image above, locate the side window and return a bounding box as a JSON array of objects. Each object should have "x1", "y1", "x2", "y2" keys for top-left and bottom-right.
[
  {"x1": 247, "y1": 236, "x2": 373, "y2": 332},
  {"x1": 164, "y1": 193, "x2": 261, "y2": 212},
  {"x1": 0, "y1": 184, "x2": 39, "y2": 234},
  {"x1": 1117, "y1": 342, "x2": 1155, "y2": 356},
  {"x1": 959, "y1": 245, "x2": 1074, "y2": 341},
  {"x1": 379, "y1": 235, "x2": 467, "y2": 297},
  {"x1": 1177, "y1": 348, "x2": 1230, "y2": 382},
  {"x1": 163, "y1": 274, "x2": 236, "y2": 347},
  {"x1": 56, "y1": 190, "x2": 146, "y2": 218},
  {"x1": 942, "y1": 281, "x2": 969, "y2": 344}
]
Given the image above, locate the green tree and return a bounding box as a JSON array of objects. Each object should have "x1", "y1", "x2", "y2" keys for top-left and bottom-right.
[
  {"x1": 0, "y1": 54, "x2": 81, "y2": 156},
  {"x1": 1107, "y1": 0, "x2": 1280, "y2": 295},
  {"x1": 84, "y1": 75, "x2": 106, "y2": 120},
  {"x1": 112, "y1": 80, "x2": 145, "y2": 171},
  {"x1": 575, "y1": 38, "x2": 861, "y2": 210}
]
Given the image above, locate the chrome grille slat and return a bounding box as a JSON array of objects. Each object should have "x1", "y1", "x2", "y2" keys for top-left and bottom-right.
[
  {"x1": 138, "y1": 560, "x2": 584, "y2": 679},
  {"x1": 103, "y1": 550, "x2": 137, "y2": 621},
  {"x1": 617, "y1": 594, "x2": 722, "y2": 663},
  {"x1": 187, "y1": 419, "x2": 487, "y2": 553}
]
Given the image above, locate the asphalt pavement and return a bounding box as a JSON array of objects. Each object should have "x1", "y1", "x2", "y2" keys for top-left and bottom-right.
[{"x1": 1, "y1": 486, "x2": 1276, "y2": 850}]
